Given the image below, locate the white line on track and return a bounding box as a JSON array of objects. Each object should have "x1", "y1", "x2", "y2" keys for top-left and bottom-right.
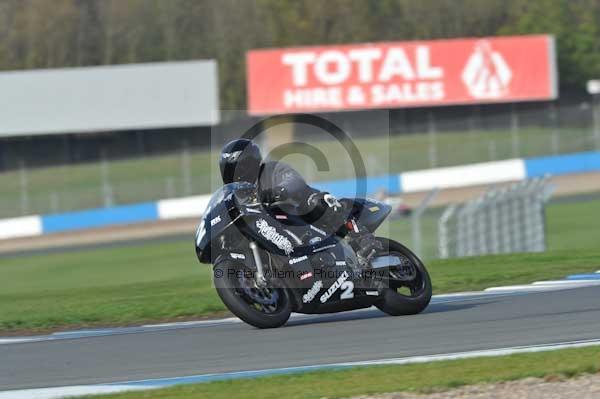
[
  {"x1": 484, "y1": 285, "x2": 563, "y2": 292},
  {"x1": 0, "y1": 291, "x2": 532, "y2": 346},
  {"x1": 0, "y1": 338, "x2": 38, "y2": 345},
  {"x1": 2, "y1": 338, "x2": 600, "y2": 399},
  {"x1": 2, "y1": 283, "x2": 599, "y2": 346},
  {"x1": 485, "y1": 279, "x2": 600, "y2": 292},
  {"x1": 532, "y1": 280, "x2": 600, "y2": 286},
  {"x1": 0, "y1": 385, "x2": 149, "y2": 399},
  {"x1": 142, "y1": 317, "x2": 240, "y2": 328}
]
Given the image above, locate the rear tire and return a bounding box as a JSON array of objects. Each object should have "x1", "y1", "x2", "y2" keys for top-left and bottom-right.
[
  {"x1": 214, "y1": 261, "x2": 291, "y2": 329},
  {"x1": 374, "y1": 238, "x2": 432, "y2": 316}
]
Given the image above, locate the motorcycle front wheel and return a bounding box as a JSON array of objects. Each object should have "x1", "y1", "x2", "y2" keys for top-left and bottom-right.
[
  {"x1": 214, "y1": 261, "x2": 292, "y2": 329},
  {"x1": 374, "y1": 238, "x2": 432, "y2": 316}
]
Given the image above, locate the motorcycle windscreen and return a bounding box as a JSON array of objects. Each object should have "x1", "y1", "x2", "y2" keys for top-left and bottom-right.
[{"x1": 348, "y1": 198, "x2": 392, "y2": 232}]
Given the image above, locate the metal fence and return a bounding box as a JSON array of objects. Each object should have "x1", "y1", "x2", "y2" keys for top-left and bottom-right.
[
  {"x1": 1, "y1": 100, "x2": 598, "y2": 219},
  {"x1": 438, "y1": 178, "x2": 555, "y2": 259}
]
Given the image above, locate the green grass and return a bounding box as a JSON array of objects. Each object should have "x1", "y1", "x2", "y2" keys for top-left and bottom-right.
[
  {"x1": 84, "y1": 346, "x2": 600, "y2": 399},
  {"x1": 1, "y1": 197, "x2": 599, "y2": 333},
  {"x1": 1, "y1": 126, "x2": 596, "y2": 217},
  {"x1": 545, "y1": 198, "x2": 600, "y2": 252},
  {"x1": 0, "y1": 241, "x2": 223, "y2": 332}
]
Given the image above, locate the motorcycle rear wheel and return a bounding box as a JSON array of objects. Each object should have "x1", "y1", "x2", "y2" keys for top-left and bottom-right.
[
  {"x1": 214, "y1": 261, "x2": 292, "y2": 329},
  {"x1": 374, "y1": 238, "x2": 432, "y2": 316}
]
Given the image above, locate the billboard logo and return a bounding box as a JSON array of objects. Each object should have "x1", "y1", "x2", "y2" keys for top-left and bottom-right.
[
  {"x1": 248, "y1": 35, "x2": 556, "y2": 113},
  {"x1": 461, "y1": 41, "x2": 512, "y2": 99}
]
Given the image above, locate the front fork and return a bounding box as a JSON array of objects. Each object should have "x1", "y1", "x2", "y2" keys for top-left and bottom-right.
[{"x1": 249, "y1": 241, "x2": 268, "y2": 287}]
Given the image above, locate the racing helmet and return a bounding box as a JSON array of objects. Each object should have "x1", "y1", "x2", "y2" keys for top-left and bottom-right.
[{"x1": 219, "y1": 139, "x2": 262, "y2": 184}]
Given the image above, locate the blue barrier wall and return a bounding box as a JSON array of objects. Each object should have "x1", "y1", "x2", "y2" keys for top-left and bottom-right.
[
  {"x1": 312, "y1": 174, "x2": 401, "y2": 198},
  {"x1": 27, "y1": 150, "x2": 600, "y2": 236},
  {"x1": 525, "y1": 151, "x2": 600, "y2": 178},
  {"x1": 42, "y1": 202, "x2": 158, "y2": 234}
]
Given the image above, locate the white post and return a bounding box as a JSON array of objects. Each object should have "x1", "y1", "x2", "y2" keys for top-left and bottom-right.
[
  {"x1": 50, "y1": 191, "x2": 59, "y2": 214},
  {"x1": 438, "y1": 204, "x2": 457, "y2": 259},
  {"x1": 594, "y1": 94, "x2": 600, "y2": 150},
  {"x1": 412, "y1": 215, "x2": 422, "y2": 258},
  {"x1": 510, "y1": 103, "x2": 520, "y2": 158},
  {"x1": 488, "y1": 140, "x2": 497, "y2": 161},
  {"x1": 510, "y1": 184, "x2": 524, "y2": 253},
  {"x1": 477, "y1": 200, "x2": 488, "y2": 255},
  {"x1": 538, "y1": 181, "x2": 555, "y2": 252},
  {"x1": 19, "y1": 160, "x2": 29, "y2": 215},
  {"x1": 427, "y1": 111, "x2": 437, "y2": 168},
  {"x1": 534, "y1": 179, "x2": 547, "y2": 252},
  {"x1": 586, "y1": 80, "x2": 600, "y2": 150},
  {"x1": 411, "y1": 188, "x2": 440, "y2": 258},
  {"x1": 488, "y1": 192, "x2": 500, "y2": 254},
  {"x1": 465, "y1": 202, "x2": 477, "y2": 256},
  {"x1": 549, "y1": 103, "x2": 559, "y2": 155},
  {"x1": 165, "y1": 176, "x2": 175, "y2": 198},
  {"x1": 522, "y1": 179, "x2": 536, "y2": 252},
  {"x1": 458, "y1": 200, "x2": 478, "y2": 257},
  {"x1": 181, "y1": 141, "x2": 193, "y2": 196},
  {"x1": 100, "y1": 149, "x2": 114, "y2": 207},
  {"x1": 500, "y1": 189, "x2": 511, "y2": 253},
  {"x1": 456, "y1": 205, "x2": 466, "y2": 258}
]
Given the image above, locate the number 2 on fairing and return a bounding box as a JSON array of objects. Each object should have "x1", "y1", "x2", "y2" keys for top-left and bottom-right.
[{"x1": 340, "y1": 281, "x2": 354, "y2": 299}]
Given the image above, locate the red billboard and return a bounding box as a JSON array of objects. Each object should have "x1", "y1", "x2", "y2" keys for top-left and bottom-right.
[{"x1": 247, "y1": 35, "x2": 557, "y2": 115}]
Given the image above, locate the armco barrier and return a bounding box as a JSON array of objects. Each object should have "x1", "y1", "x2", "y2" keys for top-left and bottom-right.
[
  {"x1": 525, "y1": 151, "x2": 600, "y2": 178},
  {"x1": 312, "y1": 174, "x2": 401, "y2": 198},
  {"x1": 400, "y1": 158, "x2": 526, "y2": 193},
  {"x1": 41, "y1": 202, "x2": 159, "y2": 234},
  {"x1": 0, "y1": 215, "x2": 43, "y2": 240},
  {"x1": 157, "y1": 195, "x2": 211, "y2": 220},
  {"x1": 1, "y1": 151, "x2": 598, "y2": 241}
]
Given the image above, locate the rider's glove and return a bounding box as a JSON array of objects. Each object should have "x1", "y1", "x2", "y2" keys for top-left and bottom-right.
[
  {"x1": 308, "y1": 192, "x2": 342, "y2": 213},
  {"x1": 323, "y1": 193, "x2": 342, "y2": 212}
]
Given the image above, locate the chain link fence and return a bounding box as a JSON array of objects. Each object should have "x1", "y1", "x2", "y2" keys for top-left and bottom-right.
[
  {"x1": 0, "y1": 101, "x2": 598, "y2": 219},
  {"x1": 437, "y1": 178, "x2": 555, "y2": 259}
]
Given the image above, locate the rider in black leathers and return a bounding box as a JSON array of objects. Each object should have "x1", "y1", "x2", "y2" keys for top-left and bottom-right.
[{"x1": 219, "y1": 139, "x2": 382, "y2": 259}]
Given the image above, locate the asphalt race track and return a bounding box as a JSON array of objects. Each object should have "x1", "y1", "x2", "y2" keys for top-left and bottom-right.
[{"x1": 2, "y1": 286, "x2": 600, "y2": 392}]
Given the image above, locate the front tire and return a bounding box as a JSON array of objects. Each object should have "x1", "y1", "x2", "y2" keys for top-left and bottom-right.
[
  {"x1": 374, "y1": 238, "x2": 432, "y2": 316},
  {"x1": 214, "y1": 261, "x2": 292, "y2": 329}
]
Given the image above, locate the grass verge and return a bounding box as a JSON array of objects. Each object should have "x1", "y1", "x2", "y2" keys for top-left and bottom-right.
[
  {"x1": 0, "y1": 197, "x2": 599, "y2": 333},
  {"x1": 82, "y1": 346, "x2": 600, "y2": 399}
]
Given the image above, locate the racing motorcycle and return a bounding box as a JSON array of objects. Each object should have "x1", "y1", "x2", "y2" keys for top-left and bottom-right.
[{"x1": 195, "y1": 182, "x2": 432, "y2": 328}]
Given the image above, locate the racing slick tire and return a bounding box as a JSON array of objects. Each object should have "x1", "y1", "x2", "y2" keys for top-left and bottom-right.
[
  {"x1": 374, "y1": 238, "x2": 432, "y2": 316},
  {"x1": 214, "y1": 261, "x2": 292, "y2": 329}
]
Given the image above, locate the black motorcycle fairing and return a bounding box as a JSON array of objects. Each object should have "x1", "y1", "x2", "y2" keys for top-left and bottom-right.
[
  {"x1": 259, "y1": 236, "x2": 380, "y2": 314},
  {"x1": 236, "y1": 212, "x2": 340, "y2": 258},
  {"x1": 213, "y1": 250, "x2": 253, "y2": 268},
  {"x1": 196, "y1": 183, "x2": 388, "y2": 314},
  {"x1": 196, "y1": 182, "x2": 334, "y2": 262},
  {"x1": 288, "y1": 238, "x2": 369, "y2": 313},
  {"x1": 196, "y1": 182, "x2": 256, "y2": 263}
]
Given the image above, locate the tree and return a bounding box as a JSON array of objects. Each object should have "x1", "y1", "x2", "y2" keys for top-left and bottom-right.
[{"x1": 0, "y1": 0, "x2": 597, "y2": 107}]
